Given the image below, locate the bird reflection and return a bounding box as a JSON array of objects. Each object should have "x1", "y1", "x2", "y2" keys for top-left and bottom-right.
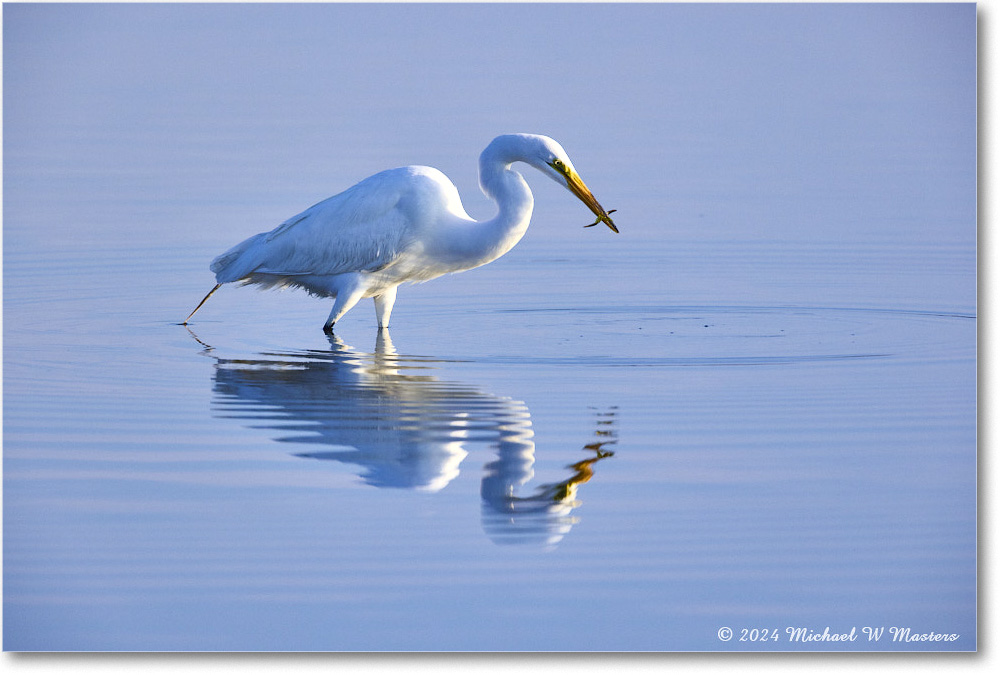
[
  {"x1": 197, "y1": 329, "x2": 615, "y2": 546},
  {"x1": 481, "y1": 411, "x2": 616, "y2": 547}
]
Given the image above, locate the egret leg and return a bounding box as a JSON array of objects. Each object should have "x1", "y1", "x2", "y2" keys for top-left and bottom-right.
[
  {"x1": 323, "y1": 278, "x2": 367, "y2": 333},
  {"x1": 373, "y1": 287, "x2": 397, "y2": 329},
  {"x1": 182, "y1": 283, "x2": 222, "y2": 325}
]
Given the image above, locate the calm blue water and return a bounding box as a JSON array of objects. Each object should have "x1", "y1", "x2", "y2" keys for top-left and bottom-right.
[{"x1": 3, "y1": 3, "x2": 977, "y2": 651}]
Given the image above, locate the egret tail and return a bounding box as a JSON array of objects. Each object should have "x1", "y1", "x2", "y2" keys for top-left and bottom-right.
[{"x1": 183, "y1": 283, "x2": 222, "y2": 325}]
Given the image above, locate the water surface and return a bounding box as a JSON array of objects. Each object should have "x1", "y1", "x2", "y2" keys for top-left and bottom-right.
[{"x1": 3, "y1": 3, "x2": 976, "y2": 651}]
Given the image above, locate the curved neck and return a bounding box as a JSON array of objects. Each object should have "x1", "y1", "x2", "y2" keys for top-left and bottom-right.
[
  {"x1": 473, "y1": 143, "x2": 535, "y2": 262},
  {"x1": 424, "y1": 138, "x2": 540, "y2": 274},
  {"x1": 481, "y1": 169, "x2": 533, "y2": 240}
]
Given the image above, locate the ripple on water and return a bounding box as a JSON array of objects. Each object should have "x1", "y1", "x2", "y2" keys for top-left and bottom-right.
[{"x1": 485, "y1": 304, "x2": 975, "y2": 367}]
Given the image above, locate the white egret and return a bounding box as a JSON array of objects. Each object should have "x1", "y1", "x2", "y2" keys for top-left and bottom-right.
[{"x1": 183, "y1": 133, "x2": 618, "y2": 332}]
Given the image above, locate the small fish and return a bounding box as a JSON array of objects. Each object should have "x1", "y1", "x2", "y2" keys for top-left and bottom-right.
[{"x1": 584, "y1": 209, "x2": 618, "y2": 231}]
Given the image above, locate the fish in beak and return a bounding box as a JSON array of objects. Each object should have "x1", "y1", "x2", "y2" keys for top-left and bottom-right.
[{"x1": 565, "y1": 170, "x2": 619, "y2": 233}]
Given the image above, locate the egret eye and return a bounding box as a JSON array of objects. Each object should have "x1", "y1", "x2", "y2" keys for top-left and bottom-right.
[{"x1": 551, "y1": 159, "x2": 566, "y2": 172}]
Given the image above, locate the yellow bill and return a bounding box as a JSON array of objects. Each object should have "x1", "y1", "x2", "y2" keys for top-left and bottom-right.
[{"x1": 565, "y1": 170, "x2": 619, "y2": 233}]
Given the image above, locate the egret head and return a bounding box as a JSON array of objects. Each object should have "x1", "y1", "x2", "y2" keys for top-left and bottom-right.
[{"x1": 497, "y1": 134, "x2": 619, "y2": 233}]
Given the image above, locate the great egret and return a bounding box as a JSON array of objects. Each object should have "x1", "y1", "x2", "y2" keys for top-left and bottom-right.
[{"x1": 183, "y1": 133, "x2": 618, "y2": 332}]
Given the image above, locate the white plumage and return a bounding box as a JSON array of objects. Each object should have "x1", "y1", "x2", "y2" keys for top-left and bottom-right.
[{"x1": 184, "y1": 134, "x2": 617, "y2": 332}]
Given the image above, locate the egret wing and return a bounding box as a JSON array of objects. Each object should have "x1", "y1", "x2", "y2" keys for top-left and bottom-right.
[{"x1": 211, "y1": 169, "x2": 416, "y2": 284}]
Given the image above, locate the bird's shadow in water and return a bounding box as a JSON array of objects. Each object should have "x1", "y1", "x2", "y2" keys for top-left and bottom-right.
[{"x1": 188, "y1": 328, "x2": 616, "y2": 547}]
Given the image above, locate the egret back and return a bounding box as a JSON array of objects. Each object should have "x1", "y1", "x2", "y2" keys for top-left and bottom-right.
[{"x1": 210, "y1": 166, "x2": 461, "y2": 287}]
